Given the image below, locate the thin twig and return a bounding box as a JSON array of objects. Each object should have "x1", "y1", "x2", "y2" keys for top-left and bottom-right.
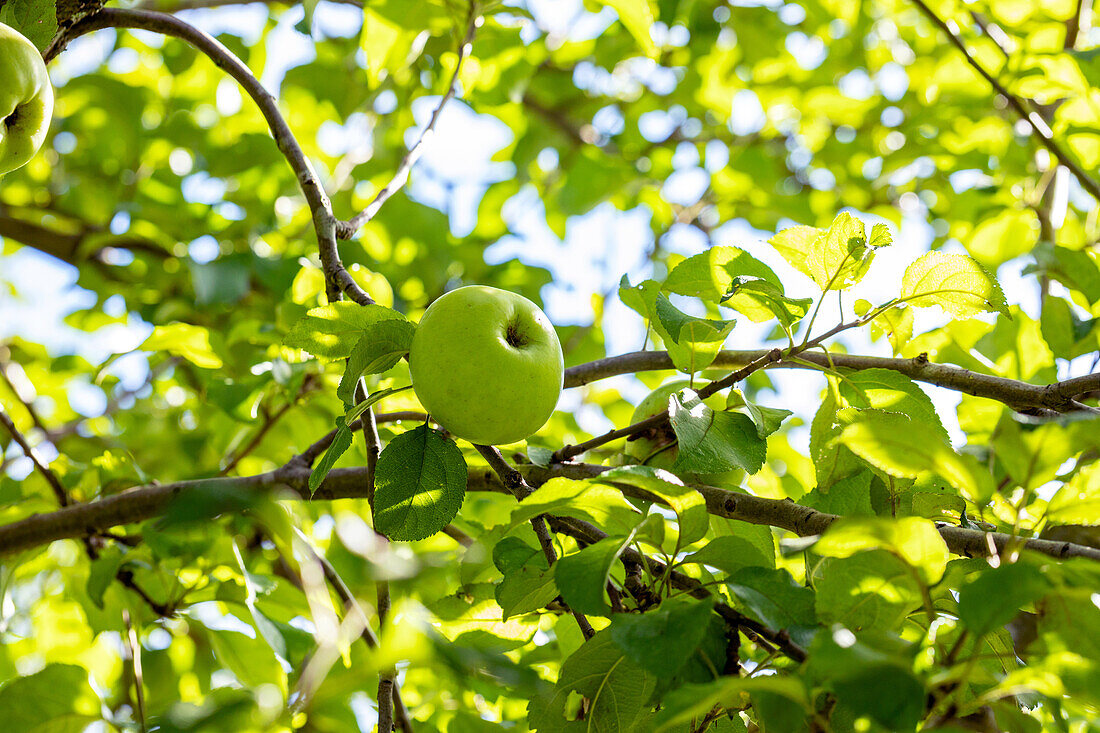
[
  {"x1": 908, "y1": 0, "x2": 1100, "y2": 201},
  {"x1": 220, "y1": 402, "x2": 295, "y2": 476},
  {"x1": 336, "y1": 2, "x2": 479, "y2": 240},
  {"x1": 552, "y1": 348, "x2": 784, "y2": 462},
  {"x1": 220, "y1": 375, "x2": 316, "y2": 475},
  {"x1": 292, "y1": 412, "x2": 429, "y2": 468},
  {"x1": 474, "y1": 444, "x2": 596, "y2": 639},
  {"x1": 43, "y1": 8, "x2": 372, "y2": 304},
  {"x1": 0, "y1": 409, "x2": 71, "y2": 507},
  {"x1": 122, "y1": 609, "x2": 148, "y2": 733},
  {"x1": 548, "y1": 514, "x2": 807, "y2": 662},
  {"x1": 354, "y1": 380, "x2": 397, "y2": 731},
  {"x1": 292, "y1": 534, "x2": 414, "y2": 731}
]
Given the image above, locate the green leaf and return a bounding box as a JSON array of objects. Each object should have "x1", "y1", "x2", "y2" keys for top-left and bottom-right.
[
  {"x1": 189, "y1": 257, "x2": 250, "y2": 306},
  {"x1": 958, "y1": 562, "x2": 1050, "y2": 636},
  {"x1": 869, "y1": 304, "x2": 914, "y2": 355},
  {"x1": 141, "y1": 322, "x2": 222, "y2": 369},
  {"x1": 374, "y1": 424, "x2": 468, "y2": 541},
  {"x1": 618, "y1": 275, "x2": 662, "y2": 319},
  {"x1": 1047, "y1": 462, "x2": 1100, "y2": 525},
  {"x1": 655, "y1": 294, "x2": 735, "y2": 344},
  {"x1": 361, "y1": 0, "x2": 449, "y2": 85},
  {"x1": 161, "y1": 479, "x2": 267, "y2": 526},
  {"x1": 726, "y1": 389, "x2": 793, "y2": 438},
  {"x1": 493, "y1": 538, "x2": 557, "y2": 619},
  {"x1": 344, "y1": 385, "x2": 412, "y2": 425},
  {"x1": 664, "y1": 246, "x2": 782, "y2": 300},
  {"x1": 801, "y1": 470, "x2": 876, "y2": 517},
  {"x1": 509, "y1": 477, "x2": 642, "y2": 537},
  {"x1": 838, "y1": 408, "x2": 993, "y2": 502},
  {"x1": 555, "y1": 533, "x2": 634, "y2": 616},
  {"x1": 597, "y1": 465, "x2": 710, "y2": 545},
  {"x1": 309, "y1": 417, "x2": 354, "y2": 495},
  {"x1": 899, "y1": 251, "x2": 1010, "y2": 318},
  {"x1": 837, "y1": 368, "x2": 948, "y2": 443},
  {"x1": 768, "y1": 212, "x2": 887, "y2": 291},
  {"x1": 726, "y1": 566, "x2": 816, "y2": 630},
  {"x1": 669, "y1": 391, "x2": 767, "y2": 475},
  {"x1": 683, "y1": 534, "x2": 775, "y2": 576},
  {"x1": 721, "y1": 276, "x2": 812, "y2": 328},
  {"x1": 86, "y1": 545, "x2": 125, "y2": 609},
  {"x1": 528, "y1": 629, "x2": 655, "y2": 732},
  {"x1": 653, "y1": 675, "x2": 807, "y2": 731},
  {"x1": 810, "y1": 389, "x2": 867, "y2": 491},
  {"x1": 336, "y1": 320, "x2": 416, "y2": 404},
  {"x1": 497, "y1": 564, "x2": 559, "y2": 620},
  {"x1": 831, "y1": 664, "x2": 924, "y2": 731},
  {"x1": 231, "y1": 541, "x2": 293, "y2": 664},
  {"x1": 967, "y1": 208, "x2": 1040, "y2": 268},
  {"x1": 284, "y1": 302, "x2": 406, "y2": 359},
  {"x1": 815, "y1": 516, "x2": 949, "y2": 584},
  {"x1": 0, "y1": 664, "x2": 96, "y2": 732},
  {"x1": 610, "y1": 596, "x2": 717, "y2": 677},
  {"x1": 594, "y1": 0, "x2": 658, "y2": 58},
  {"x1": 493, "y1": 536, "x2": 546, "y2": 574},
  {"x1": 654, "y1": 293, "x2": 737, "y2": 372},
  {"x1": 0, "y1": 0, "x2": 58, "y2": 49},
  {"x1": 197, "y1": 619, "x2": 286, "y2": 692},
  {"x1": 814, "y1": 550, "x2": 922, "y2": 632}
]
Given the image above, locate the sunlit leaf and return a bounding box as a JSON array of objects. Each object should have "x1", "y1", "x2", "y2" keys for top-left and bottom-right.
[
  {"x1": 374, "y1": 424, "x2": 467, "y2": 541},
  {"x1": 815, "y1": 516, "x2": 949, "y2": 584},
  {"x1": 899, "y1": 251, "x2": 1010, "y2": 318}
]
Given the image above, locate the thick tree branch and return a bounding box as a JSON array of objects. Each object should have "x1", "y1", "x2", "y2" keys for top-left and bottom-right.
[
  {"x1": 0, "y1": 207, "x2": 171, "y2": 265},
  {"x1": 1, "y1": 407, "x2": 173, "y2": 616},
  {"x1": 563, "y1": 350, "x2": 1100, "y2": 415},
  {"x1": 43, "y1": 8, "x2": 372, "y2": 305},
  {"x1": 3, "y1": 462, "x2": 1099, "y2": 562},
  {"x1": 908, "y1": 0, "x2": 1100, "y2": 201},
  {"x1": 335, "y1": 2, "x2": 479, "y2": 240},
  {"x1": 533, "y1": 463, "x2": 1100, "y2": 563}
]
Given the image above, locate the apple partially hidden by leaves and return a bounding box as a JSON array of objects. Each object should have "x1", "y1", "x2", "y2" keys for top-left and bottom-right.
[
  {"x1": 624, "y1": 380, "x2": 744, "y2": 487},
  {"x1": 0, "y1": 22, "x2": 53, "y2": 176},
  {"x1": 408, "y1": 285, "x2": 564, "y2": 446}
]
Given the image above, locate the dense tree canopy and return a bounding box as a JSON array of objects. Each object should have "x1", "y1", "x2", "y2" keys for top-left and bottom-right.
[{"x1": 1, "y1": 0, "x2": 1099, "y2": 730}]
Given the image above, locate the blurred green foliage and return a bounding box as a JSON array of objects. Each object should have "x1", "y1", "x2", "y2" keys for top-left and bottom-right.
[{"x1": 0, "y1": 0, "x2": 1099, "y2": 730}]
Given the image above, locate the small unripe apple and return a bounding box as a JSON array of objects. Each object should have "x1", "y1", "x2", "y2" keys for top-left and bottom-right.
[
  {"x1": 0, "y1": 23, "x2": 53, "y2": 176},
  {"x1": 624, "y1": 380, "x2": 744, "y2": 487},
  {"x1": 408, "y1": 285, "x2": 564, "y2": 445}
]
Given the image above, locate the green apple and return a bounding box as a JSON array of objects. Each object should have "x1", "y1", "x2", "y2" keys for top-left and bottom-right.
[
  {"x1": 0, "y1": 22, "x2": 53, "y2": 176},
  {"x1": 624, "y1": 380, "x2": 744, "y2": 487},
  {"x1": 408, "y1": 285, "x2": 564, "y2": 445}
]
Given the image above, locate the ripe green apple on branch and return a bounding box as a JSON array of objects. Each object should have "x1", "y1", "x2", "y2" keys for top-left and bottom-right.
[
  {"x1": 408, "y1": 285, "x2": 564, "y2": 446},
  {"x1": 0, "y1": 22, "x2": 53, "y2": 176}
]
